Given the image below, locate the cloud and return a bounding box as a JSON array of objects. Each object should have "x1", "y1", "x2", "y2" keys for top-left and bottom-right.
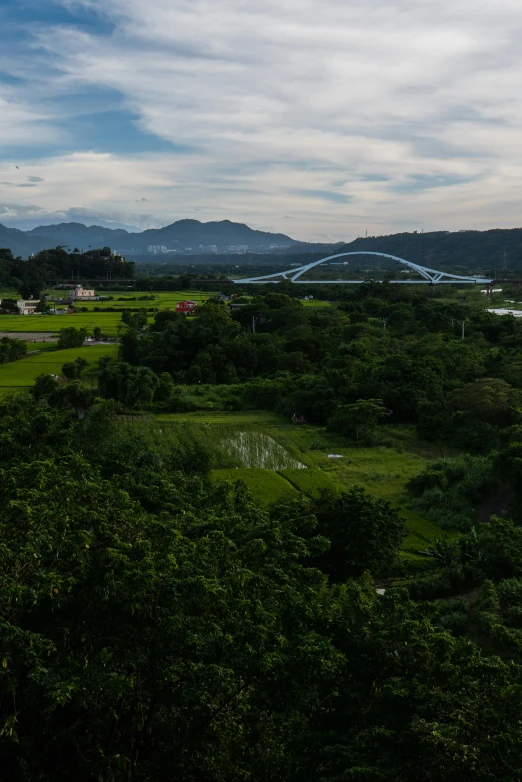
[
  {"x1": 1, "y1": 0, "x2": 522, "y2": 239},
  {"x1": 27, "y1": 176, "x2": 45, "y2": 182},
  {"x1": 297, "y1": 190, "x2": 353, "y2": 204},
  {"x1": 0, "y1": 199, "x2": 143, "y2": 231}
]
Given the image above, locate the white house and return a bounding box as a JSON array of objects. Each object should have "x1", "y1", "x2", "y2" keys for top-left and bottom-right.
[{"x1": 17, "y1": 299, "x2": 40, "y2": 315}]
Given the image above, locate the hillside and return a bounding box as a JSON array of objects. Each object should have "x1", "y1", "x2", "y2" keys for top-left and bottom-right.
[
  {"x1": 0, "y1": 219, "x2": 299, "y2": 258},
  {"x1": 340, "y1": 228, "x2": 522, "y2": 274}
]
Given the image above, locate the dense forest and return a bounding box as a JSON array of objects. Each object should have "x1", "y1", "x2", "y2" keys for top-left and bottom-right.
[
  {"x1": 0, "y1": 246, "x2": 135, "y2": 296},
  {"x1": 4, "y1": 283, "x2": 522, "y2": 779},
  {"x1": 341, "y1": 228, "x2": 522, "y2": 276}
]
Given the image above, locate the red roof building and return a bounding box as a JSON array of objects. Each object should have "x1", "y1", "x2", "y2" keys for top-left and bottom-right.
[{"x1": 175, "y1": 300, "x2": 198, "y2": 315}]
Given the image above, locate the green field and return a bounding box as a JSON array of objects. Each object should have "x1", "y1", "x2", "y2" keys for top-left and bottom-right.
[
  {"x1": 155, "y1": 410, "x2": 285, "y2": 426},
  {"x1": 0, "y1": 312, "x2": 128, "y2": 335},
  {"x1": 280, "y1": 467, "x2": 342, "y2": 497},
  {"x1": 153, "y1": 412, "x2": 448, "y2": 558},
  {"x1": 0, "y1": 291, "x2": 215, "y2": 335},
  {"x1": 212, "y1": 467, "x2": 299, "y2": 505},
  {"x1": 45, "y1": 290, "x2": 212, "y2": 312},
  {"x1": 0, "y1": 344, "x2": 118, "y2": 395}
]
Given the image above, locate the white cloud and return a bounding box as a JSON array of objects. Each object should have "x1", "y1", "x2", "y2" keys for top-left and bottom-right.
[
  {"x1": 0, "y1": 87, "x2": 63, "y2": 148},
  {"x1": 3, "y1": 0, "x2": 522, "y2": 239}
]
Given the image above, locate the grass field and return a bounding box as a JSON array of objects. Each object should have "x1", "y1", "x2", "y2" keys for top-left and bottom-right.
[
  {"x1": 280, "y1": 467, "x2": 342, "y2": 498},
  {"x1": 45, "y1": 290, "x2": 212, "y2": 311},
  {"x1": 0, "y1": 312, "x2": 130, "y2": 335},
  {"x1": 212, "y1": 467, "x2": 299, "y2": 505},
  {"x1": 155, "y1": 411, "x2": 286, "y2": 426},
  {"x1": 0, "y1": 344, "x2": 118, "y2": 395},
  {"x1": 153, "y1": 411, "x2": 449, "y2": 559},
  {"x1": 0, "y1": 291, "x2": 213, "y2": 335}
]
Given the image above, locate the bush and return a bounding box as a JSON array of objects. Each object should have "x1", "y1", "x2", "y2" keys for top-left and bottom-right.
[{"x1": 406, "y1": 454, "x2": 495, "y2": 532}]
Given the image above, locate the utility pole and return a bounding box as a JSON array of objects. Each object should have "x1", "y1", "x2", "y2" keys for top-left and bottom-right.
[
  {"x1": 252, "y1": 316, "x2": 256, "y2": 334},
  {"x1": 461, "y1": 320, "x2": 466, "y2": 340}
]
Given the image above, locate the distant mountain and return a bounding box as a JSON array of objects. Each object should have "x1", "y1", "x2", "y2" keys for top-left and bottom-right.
[
  {"x1": 0, "y1": 219, "x2": 300, "y2": 259},
  {"x1": 5, "y1": 221, "x2": 522, "y2": 272}
]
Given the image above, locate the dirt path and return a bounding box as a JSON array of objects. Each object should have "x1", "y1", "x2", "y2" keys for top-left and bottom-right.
[{"x1": 479, "y1": 487, "x2": 513, "y2": 524}]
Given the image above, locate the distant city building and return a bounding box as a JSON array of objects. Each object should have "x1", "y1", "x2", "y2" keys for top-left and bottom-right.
[
  {"x1": 17, "y1": 299, "x2": 39, "y2": 315},
  {"x1": 175, "y1": 300, "x2": 198, "y2": 315},
  {"x1": 225, "y1": 245, "x2": 249, "y2": 253},
  {"x1": 148, "y1": 245, "x2": 169, "y2": 254},
  {"x1": 198, "y1": 244, "x2": 218, "y2": 253},
  {"x1": 69, "y1": 287, "x2": 95, "y2": 301}
]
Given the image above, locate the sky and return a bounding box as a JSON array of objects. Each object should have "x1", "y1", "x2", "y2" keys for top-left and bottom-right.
[{"x1": 1, "y1": 0, "x2": 522, "y2": 241}]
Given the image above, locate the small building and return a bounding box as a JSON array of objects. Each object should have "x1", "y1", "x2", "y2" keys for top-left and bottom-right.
[
  {"x1": 175, "y1": 300, "x2": 198, "y2": 315},
  {"x1": 69, "y1": 287, "x2": 95, "y2": 301},
  {"x1": 17, "y1": 299, "x2": 40, "y2": 315}
]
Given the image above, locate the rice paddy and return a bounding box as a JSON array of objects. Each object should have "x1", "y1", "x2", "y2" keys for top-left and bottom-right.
[{"x1": 0, "y1": 344, "x2": 118, "y2": 395}]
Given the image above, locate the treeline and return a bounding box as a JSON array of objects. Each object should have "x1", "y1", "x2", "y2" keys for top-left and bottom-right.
[
  {"x1": 114, "y1": 288, "x2": 522, "y2": 452},
  {"x1": 341, "y1": 227, "x2": 522, "y2": 275},
  {"x1": 0, "y1": 245, "x2": 135, "y2": 296},
  {"x1": 3, "y1": 396, "x2": 522, "y2": 778}
]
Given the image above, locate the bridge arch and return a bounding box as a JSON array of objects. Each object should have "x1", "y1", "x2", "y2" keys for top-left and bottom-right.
[{"x1": 233, "y1": 251, "x2": 492, "y2": 285}]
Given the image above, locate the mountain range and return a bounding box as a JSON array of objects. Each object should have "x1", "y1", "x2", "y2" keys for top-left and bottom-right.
[
  {"x1": 0, "y1": 219, "x2": 301, "y2": 259},
  {"x1": 3, "y1": 219, "x2": 522, "y2": 273}
]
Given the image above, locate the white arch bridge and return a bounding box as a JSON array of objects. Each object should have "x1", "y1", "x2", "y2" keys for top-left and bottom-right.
[{"x1": 232, "y1": 252, "x2": 493, "y2": 285}]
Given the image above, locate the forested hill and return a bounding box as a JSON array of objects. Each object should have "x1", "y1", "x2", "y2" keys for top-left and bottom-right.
[
  {"x1": 0, "y1": 219, "x2": 300, "y2": 258},
  {"x1": 340, "y1": 228, "x2": 522, "y2": 275}
]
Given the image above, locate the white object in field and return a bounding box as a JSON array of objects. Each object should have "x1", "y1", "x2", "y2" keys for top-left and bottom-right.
[
  {"x1": 327, "y1": 454, "x2": 343, "y2": 459},
  {"x1": 487, "y1": 308, "x2": 522, "y2": 317}
]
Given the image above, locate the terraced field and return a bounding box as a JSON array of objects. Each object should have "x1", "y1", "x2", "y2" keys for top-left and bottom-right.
[
  {"x1": 0, "y1": 344, "x2": 118, "y2": 395},
  {"x1": 154, "y1": 411, "x2": 448, "y2": 561}
]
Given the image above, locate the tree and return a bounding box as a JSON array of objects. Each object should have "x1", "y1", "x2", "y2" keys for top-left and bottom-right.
[
  {"x1": 61, "y1": 357, "x2": 88, "y2": 379},
  {"x1": 60, "y1": 380, "x2": 94, "y2": 420},
  {"x1": 327, "y1": 398, "x2": 388, "y2": 441},
  {"x1": 0, "y1": 337, "x2": 27, "y2": 365},
  {"x1": 154, "y1": 371, "x2": 175, "y2": 403},
  {"x1": 119, "y1": 328, "x2": 140, "y2": 365},
  {"x1": 98, "y1": 361, "x2": 159, "y2": 407},
  {"x1": 57, "y1": 327, "x2": 87, "y2": 349},
  {"x1": 121, "y1": 308, "x2": 148, "y2": 329},
  {"x1": 448, "y1": 377, "x2": 519, "y2": 427},
  {"x1": 32, "y1": 373, "x2": 62, "y2": 401},
  {"x1": 311, "y1": 486, "x2": 406, "y2": 580},
  {"x1": 0, "y1": 461, "x2": 339, "y2": 780}
]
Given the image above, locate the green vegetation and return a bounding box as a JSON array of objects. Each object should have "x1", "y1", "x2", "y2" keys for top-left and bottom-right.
[
  {"x1": 212, "y1": 467, "x2": 299, "y2": 504},
  {"x1": 0, "y1": 344, "x2": 118, "y2": 394},
  {"x1": 0, "y1": 336, "x2": 26, "y2": 364},
  {"x1": 281, "y1": 466, "x2": 342, "y2": 497},
  {"x1": 0, "y1": 312, "x2": 128, "y2": 334},
  {"x1": 5, "y1": 266, "x2": 522, "y2": 779},
  {"x1": 0, "y1": 245, "x2": 134, "y2": 297}
]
